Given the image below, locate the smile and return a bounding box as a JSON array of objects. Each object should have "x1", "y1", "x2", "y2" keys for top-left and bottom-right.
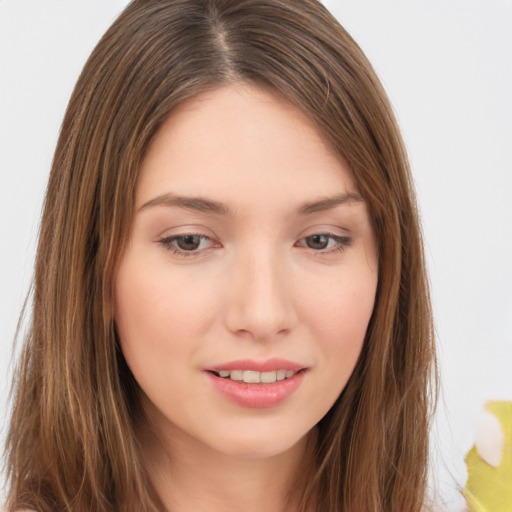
[
  {"x1": 206, "y1": 369, "x2": 306, "y2": 408},
  {"x1": 213, "y1": 369, "x2": 297, "y2": 383}
]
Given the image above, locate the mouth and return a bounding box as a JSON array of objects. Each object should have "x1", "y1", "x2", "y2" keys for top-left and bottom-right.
[
  {"x1": 205, "y1": 364, "x2": 307, "y2": 408},
  {"x1": 209, "y1": 369, "x2": 302, "y2": 384}
]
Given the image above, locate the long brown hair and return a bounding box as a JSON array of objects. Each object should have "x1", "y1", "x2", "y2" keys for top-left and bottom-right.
[{"x1": 5, "y1": 1, "x2": 436, "y2": 511}]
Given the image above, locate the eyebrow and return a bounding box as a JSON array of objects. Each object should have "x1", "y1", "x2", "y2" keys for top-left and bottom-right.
[
  {"x1": 297, "y1": 192, "x2": 364, "y2": 214},
  {"x1": 139, "y1": 193, "x2": 232, "y2": 215},
  {"x1": 138, "y1": 191, "x2": 364, "y2": 216}
]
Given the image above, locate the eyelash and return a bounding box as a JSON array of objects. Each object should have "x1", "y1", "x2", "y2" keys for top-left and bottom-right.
[
  {"x1": 158, "y1": 234, "x2": 216, "y2": 257},
  {"x1": 158, "y1": 233, "x2": 352, "y2": 257},
  {"x1": 295, "y1": 233, "x2": 352, "y2": 254}
]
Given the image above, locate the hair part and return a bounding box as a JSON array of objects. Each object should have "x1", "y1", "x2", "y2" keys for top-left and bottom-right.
[{"x1": 5, "y1": 1, "x2": 436, "y2": 511}]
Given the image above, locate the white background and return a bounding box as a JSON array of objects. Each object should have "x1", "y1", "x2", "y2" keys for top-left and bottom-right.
[{"x1": 1, "y1": 1, "x2": 511, "y2": 509}]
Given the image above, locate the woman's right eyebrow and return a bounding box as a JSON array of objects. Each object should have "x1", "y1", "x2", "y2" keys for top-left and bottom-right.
[{"x1": 138, "y1": 193, "x2": 232, "y2": 215}]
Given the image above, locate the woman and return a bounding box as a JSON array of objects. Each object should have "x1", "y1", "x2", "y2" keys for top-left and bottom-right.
[{"x1": 4, "y1": 0, "x2": 436, "y2": 511}]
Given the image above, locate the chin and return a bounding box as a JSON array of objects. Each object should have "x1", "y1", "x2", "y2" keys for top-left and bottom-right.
[{"x1": 202, "y1": 421, "x2": 314, "y2": 460}]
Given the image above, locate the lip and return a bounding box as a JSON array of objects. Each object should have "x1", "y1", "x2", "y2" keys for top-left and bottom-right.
[
  {"x1": 207, "y1": 358, "x2": 305, "y2": 373},
  {"x1": 204, "y1": 358, "x2": 308, "y2": 408}
]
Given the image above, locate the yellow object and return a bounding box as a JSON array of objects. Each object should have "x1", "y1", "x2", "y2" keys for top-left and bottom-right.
[{"x1": 463, "y1": 401, "x2": 512, "y2": 512}]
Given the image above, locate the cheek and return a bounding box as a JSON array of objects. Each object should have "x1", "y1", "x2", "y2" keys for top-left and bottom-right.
[
  {"x1": 113, "y1": 254, "x2": 217, "y2": 380},
  {"x1": 303, "y1": 268, "x2": 376, "y2": 337},
  {"x1": 299, "y1": 264, "x2": 377, "y2": 375}
]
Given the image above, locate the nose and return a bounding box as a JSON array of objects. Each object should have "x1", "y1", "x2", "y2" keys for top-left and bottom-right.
[{"x1": 223, "y1": 248, "x2": 297, "y2": 341}]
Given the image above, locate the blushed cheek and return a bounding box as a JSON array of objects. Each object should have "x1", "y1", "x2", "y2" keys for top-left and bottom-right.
[
  {"x1": 114, "y1": 262, "x2": 217, "y2": 363},
  {"x1": 114, "y1": 256, "x2": 171, "y2": 360},
  {"x1": 305, "y1": 274, "x2": 376, "y2": 354},
  {"x1": 312, "y1": 274, "x2": 375, "y2": 321},
  {"x1": 114, "y1": 275, "x2": 180, "y2": 397}
]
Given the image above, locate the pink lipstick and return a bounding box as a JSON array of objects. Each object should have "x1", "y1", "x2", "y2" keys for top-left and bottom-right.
[{"x1": 205, "y1": 358, "x2": 307, "y2": 408}]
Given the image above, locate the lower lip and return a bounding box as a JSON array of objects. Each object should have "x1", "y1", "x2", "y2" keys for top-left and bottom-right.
[{"x1": 206, "y1": 371, "x2": 306, "y2": 408}]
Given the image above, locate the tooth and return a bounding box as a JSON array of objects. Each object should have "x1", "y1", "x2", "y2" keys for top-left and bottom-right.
[
  {"x1": 276, "y1": 369, "x2": 286, "y2": 381},
  {"x1": 230, "y1": 370, "x2": 243, "y2": 381},
  {"x1": 260, "y1": 371, "x2": 277, "y2": 383},
  {"x1": 243, "y1": 370, "x2": 261, "y2": 383},
  {"x1": 285, "y1": 370, "x2": 295, "y2": 378},
  {"x1": 218, "y1": 370, "x2": 230, "y2": 378}
]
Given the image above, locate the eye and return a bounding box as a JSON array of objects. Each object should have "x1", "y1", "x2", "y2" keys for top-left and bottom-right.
[
  {"x1": 158, "y1": 234, "x2": 218, "y2": 256},
  {"x1": 296, "y1": 233, "x2": 352, "y2": 253},
  {"x1": 303, "y1": 234, "x2": 333, "y2": 250}
]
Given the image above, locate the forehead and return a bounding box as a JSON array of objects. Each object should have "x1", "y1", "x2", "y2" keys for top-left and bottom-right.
[{"x1": 136, "y1": 84, "x2": 357, "y2": 211}]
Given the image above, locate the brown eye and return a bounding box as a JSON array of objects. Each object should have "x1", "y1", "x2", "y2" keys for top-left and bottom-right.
[
  {"x1": 176, "y1": 235, "x2": 202, "y2": 251},
  {"x1": 305, "y1": 234, "x2": 330, "y2": 250},
  {"x1": 159, "y1": 234, "x2": 216, "y2": 255},
  {"x1": 296, "y1": 233, "x2": 352, "y2": 254}
]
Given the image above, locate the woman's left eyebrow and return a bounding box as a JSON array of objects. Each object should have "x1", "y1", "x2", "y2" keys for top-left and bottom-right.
[{"x1": 297, "y1": 192, "x2": 363, "y2": 215}]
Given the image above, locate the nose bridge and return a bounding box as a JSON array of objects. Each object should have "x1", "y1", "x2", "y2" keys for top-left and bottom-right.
[{"x1": 225, "y1": 242, "x2": 295, "y2": 340}]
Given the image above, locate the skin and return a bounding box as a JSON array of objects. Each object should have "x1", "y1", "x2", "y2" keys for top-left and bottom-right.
[{"x1": 115, "y1": 84, "x2": 379, "y2": 512}]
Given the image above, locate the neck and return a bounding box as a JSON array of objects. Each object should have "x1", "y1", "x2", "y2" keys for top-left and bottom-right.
[{"x1": 137, "y1": 413, "x2": 317, "y2": 512}]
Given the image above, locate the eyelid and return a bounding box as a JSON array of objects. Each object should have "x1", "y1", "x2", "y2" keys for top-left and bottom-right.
[
  {"x1": 157, "y1": 232, "x2": 221, "y2": 258},
  {"x1": 295, "y1": 231, "x2": 353, "y2": 254},
  {"x1": 155, "y1": 226, "x2": 352, "y2": 258}
]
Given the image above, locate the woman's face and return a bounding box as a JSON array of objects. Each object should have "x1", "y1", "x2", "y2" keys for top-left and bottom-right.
[{"x1": 115, "y1": 85, "x2": 378, "y2": 460}]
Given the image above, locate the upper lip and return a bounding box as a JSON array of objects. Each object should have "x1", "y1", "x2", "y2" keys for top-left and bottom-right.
[{"x1": 206, "y1": 358, "x2": 306, "y2": 373}]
